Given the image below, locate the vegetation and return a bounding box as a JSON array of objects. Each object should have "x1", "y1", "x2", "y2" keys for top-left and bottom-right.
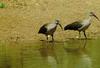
[{"x1": 0, "y1": 2, "x2": 5, "y2": 8}]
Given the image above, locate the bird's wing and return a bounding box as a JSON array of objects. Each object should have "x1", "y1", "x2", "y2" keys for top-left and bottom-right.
[
  {"x1": 38, "y1": 24, "x2": 47, "y2": 34},
  {"x1": 46, "y1": 23, "x2": 57, "y2": 31},
  {"x1": 64, "y1": 21, "x2": 83, "y2": 30}
]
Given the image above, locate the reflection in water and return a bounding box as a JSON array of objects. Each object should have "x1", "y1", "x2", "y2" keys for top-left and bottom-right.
[
  {"x1": 0, "y1": 42, "x2": 11, "y2": 68},
  {"x1": 0, "y1": 39, "x2": 97, "y2": 68},
  {"x1": 63, "y1": 50, "x2": 92, "y2": 68},
  {"x1": 80, "y1": 53, "x2": 92, "y2": 68},
  {"x1": 64, "y1": 39, "x2": 88, "y2": 48},
  {"x1": 39, "y1": 41, "x2": 58, "y2": 68},
  {"x1": 63, "y1": 39, "x2": 92, "y2": 68},
  {"x1": 83, "y1": 40, "x2": 87, "y2": 48}
]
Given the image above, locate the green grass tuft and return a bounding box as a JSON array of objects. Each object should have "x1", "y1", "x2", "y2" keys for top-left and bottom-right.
[{"x1": 0, "y1": 2, "x2": 5, "y2": 8}]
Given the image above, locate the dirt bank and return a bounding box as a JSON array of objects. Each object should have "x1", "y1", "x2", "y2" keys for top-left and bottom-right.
[{"x1": 0, "y1": 0, "x2": 100, "y2": 41}]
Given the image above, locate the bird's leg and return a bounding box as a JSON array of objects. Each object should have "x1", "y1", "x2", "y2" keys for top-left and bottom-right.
[
  {"x1": 79, "y1": 31, "x2": 81, "y2": 39},
  {"x1": 51, "y1": 34, "x2": 54, "y2": 41},
  {"x1": 46, "y1": 35, "x2": 48, "y2": 40},
  {"x1": 83, "y1": 31, "x2": 87, "y2": 39}
]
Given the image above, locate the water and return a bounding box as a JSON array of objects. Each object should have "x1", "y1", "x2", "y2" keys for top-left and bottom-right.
[{"x1": 0, "y1": 38, "x2": 100, "y2": 68}]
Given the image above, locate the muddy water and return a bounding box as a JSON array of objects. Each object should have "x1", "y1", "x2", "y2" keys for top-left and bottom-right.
[{"x1": 0, "y1": 39, "x2": 100, "y2": 68}]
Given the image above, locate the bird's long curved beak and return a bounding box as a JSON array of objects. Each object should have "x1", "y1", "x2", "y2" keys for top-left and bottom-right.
[
  {"x1": 58, "y1": 23, "x2": 63, "y2": 30},
  {"x1": 93, "y1": 13, "x2": 100, "y2": 21}
]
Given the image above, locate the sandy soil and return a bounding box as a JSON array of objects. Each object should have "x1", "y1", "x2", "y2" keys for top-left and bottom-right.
[{"x1": 0, "y1": 0, "x2": 100, "y2": 41}]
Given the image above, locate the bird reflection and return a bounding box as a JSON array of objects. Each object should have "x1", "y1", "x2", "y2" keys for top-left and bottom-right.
[
  {"x1": 83, "y1": 39, "x2": 87, "y2": 48},
  {"x1": 63, "y1": 40, "x2": 92, "y2": 68},
  {"x1": 64, "y1": 39, "x2": 88, "y2": 49},
  {"x1": 39, "y1": 41, "x2": 58, "y2": 68}
]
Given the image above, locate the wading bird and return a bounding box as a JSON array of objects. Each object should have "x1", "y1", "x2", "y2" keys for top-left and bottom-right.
[
  {"x1": 64, "y1": 12, "x2": 100, "y2": 39},
  {"x1": 38, "y1": 20, "x2": 63, "y2": 41}
]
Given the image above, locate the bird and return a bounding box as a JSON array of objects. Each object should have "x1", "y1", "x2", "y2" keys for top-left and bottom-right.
[
  {"x1": 38, "y1": 20, "x2": 63, "y2": 41},
  {"x1": 64, "y1": 12, "x2": 100, "y2": 39}
]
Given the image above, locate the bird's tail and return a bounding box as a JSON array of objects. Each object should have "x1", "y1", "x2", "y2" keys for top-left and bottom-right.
[
  {"x1": 38, "y1": 31, "x2": 40, "y2": 34},
  {"x1": 38, "y1": 30, "x2": 42, "y2": 34},
  {"x1": 38, "y1": 27, "x2": 47, "y2": 34},
  {"x1": 64, "y1": 25, "x2": 70, "y2": 30}
]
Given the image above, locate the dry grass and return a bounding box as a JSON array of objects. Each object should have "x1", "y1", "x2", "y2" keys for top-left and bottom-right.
[{"x1": 0, "y1": 0, "x2": 100, "y2": 41}]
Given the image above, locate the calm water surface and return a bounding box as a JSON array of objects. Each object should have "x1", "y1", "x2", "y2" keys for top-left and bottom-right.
[{"x1": 0, "y1": 38, "x2": 100, "y2": 68}]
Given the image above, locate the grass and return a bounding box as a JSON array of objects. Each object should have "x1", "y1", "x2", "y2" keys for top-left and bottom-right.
[{"x1": 0, "y1": 2, "x2": 5, "y2": 8}]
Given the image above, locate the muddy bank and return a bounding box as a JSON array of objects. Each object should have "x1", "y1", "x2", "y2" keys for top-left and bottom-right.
[{"x1": 0, "y1": 0, "x2": 100, "y2": 41}]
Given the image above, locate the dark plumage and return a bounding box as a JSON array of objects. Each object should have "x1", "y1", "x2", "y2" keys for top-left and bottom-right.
[
  {"x1": 38, "y1": 24, "x2": 47, "y2": 34},
  {"x1": 64, "y1": 21, "x2": 82, "y2": 30}
]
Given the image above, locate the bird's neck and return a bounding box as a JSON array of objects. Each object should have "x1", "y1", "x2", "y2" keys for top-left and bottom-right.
[{"x1": 85, "y1": 16, "x2": 92, "y2": 22}]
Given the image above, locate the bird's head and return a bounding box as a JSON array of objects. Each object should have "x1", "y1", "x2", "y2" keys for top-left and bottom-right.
[
  {"x1": 89, "y1": 12, "x2": 100, "y2": 21},
  {"x1": 55, "y1": 19, "x2": 63, "y2": 30},
  {"x1": 55, "y1": 19, "x2": 60, "y2": 24}
]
